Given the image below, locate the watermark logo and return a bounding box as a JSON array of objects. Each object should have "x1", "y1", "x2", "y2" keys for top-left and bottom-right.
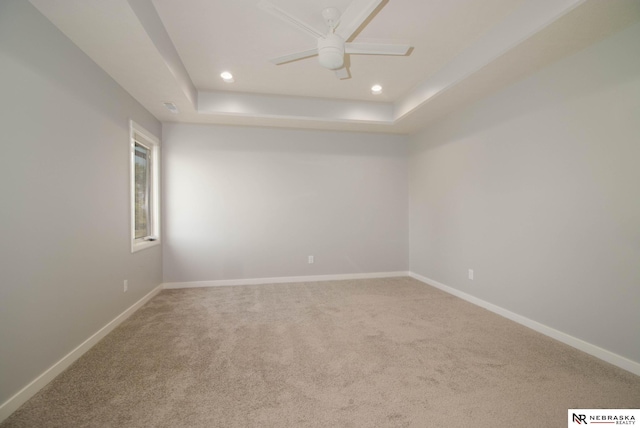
[
  {"x1": 572, "y1": 413, "x2": 587, "y2": 424},
  {"x1": 568, "y1": 409, "x2": 639, "y2": 426}
]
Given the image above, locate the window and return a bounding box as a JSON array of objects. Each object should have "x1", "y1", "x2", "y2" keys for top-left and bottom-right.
[{"x1": 130, "y1": 120, "x2": 160, "y2": 252}]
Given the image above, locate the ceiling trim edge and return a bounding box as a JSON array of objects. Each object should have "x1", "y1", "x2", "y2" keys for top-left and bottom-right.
[{"x1": 127, "y1": 0, "x2": 198, "y2": 106}]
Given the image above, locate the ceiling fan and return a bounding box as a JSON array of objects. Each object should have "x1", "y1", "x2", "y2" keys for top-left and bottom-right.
[{"x1": 258, "y1": 0, "x2": 411, "y2": 79}]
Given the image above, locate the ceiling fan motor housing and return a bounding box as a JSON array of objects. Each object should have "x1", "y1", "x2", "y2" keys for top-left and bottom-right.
[{"x1": 318, "y1": 34, "x2": 345, "y2": 70}]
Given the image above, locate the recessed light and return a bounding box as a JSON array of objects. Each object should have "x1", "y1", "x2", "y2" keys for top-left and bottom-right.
[
  {"x1": 220, "y1": 71, "x2": 234, "y2": 83},
  {"x1": 162, "y1": 102, "x2": 179, "y2": 114},
  {"x1": 371, "y1": 84, "x2": 382, "y2": 95}
]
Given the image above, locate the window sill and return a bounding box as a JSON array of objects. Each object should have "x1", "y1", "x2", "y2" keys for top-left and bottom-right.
[{"x1": 131, "y1": 239, "x2": 161, "y2": 253}]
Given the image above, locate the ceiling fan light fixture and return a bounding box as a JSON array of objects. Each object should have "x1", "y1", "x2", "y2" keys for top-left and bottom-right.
[
  {"x1": 318, "y1": 34, "x2": 345, "y2": 70},
  {"x1": 260, "y1": 0, "x2": 411, "y2": 79},
  {"x1": 371, "y1": 84, "x2": 382, "y2": 95},
  {"x1": 220, "y1": 71, "x2": 234, "y2": 83}
]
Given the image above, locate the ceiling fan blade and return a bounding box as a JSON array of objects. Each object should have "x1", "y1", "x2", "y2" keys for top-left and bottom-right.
[
  {"x1": 345, "y1": 43, "x2": 410, "y2": 55},
  {"x1": 270, "y1": 48, "x2": 319, "y2": 65},
  {"x1": 334, "y1": 67, "x2": 350, "y2": 79},
  {"x1": 335, "y1": 0, "x2": 384, "y2": 41},
  {"x1": 258, "y1": 0, "x2": 324, "y2": 40}
]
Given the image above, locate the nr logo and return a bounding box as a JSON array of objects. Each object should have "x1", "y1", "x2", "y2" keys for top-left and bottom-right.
[{"x1": 573, "y1": 413, "x2": 588, "y2": 424}]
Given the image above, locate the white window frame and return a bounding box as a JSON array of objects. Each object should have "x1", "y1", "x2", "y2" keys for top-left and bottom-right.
[{"x1": 130, "y1": 120, "x2": 161, "y2": 253}]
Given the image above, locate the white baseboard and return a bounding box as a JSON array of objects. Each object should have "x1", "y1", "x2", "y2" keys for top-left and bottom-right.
[
  {"x1": 163, "y1": 271, "x2": 410, "y2": 289},
  {"x1": 409, "y1": 272, "x2": 640, "y2": 376},
  {"x1": 0, "y1": 284, "x2": 163, "y2": 423}
]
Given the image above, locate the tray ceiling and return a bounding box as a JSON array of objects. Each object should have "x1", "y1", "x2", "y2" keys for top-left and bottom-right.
[{"x1": 28, "y1": 0, "x2": 640, "y2": 134}]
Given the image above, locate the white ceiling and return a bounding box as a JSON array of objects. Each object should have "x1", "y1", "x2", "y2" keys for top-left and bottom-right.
[
  {"x1": 152, "y1": 0, "x2": 522, "y2": 101},
  {"x1": 28, "y1": 0, "x2": 640, "y2": 134}
]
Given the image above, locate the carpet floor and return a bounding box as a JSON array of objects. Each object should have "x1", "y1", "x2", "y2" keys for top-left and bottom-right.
[{"x1": 2, "y1": 277, "x2": 639, "y2": 427}]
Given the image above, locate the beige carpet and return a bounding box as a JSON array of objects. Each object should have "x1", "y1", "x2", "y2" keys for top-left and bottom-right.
[{"x1": 2, "y1": 277, "x2": 639, "y2": 427}]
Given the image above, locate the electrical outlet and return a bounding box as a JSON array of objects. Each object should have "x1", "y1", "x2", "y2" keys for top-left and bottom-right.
[
  {"x1": 468, "y1": 269, "x2": 474, "y2": 280},
  {"x1": 308, "y1": 255, "x2": 314, "y2": 264},
  {"x1": 124, "y1": 280, "x2": 128, "y2": 292}
]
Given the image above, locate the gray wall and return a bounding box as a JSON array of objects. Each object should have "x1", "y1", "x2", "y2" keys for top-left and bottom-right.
[
  {"x1": 0, "y1": 1, "x2": 162, "y2": 405},
  {"x1": 409, "y1": 22, "x2": 640, "y2": 364},
  {"x1": 162, "y1": 123, "x2": 409, "y2": 283}
]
